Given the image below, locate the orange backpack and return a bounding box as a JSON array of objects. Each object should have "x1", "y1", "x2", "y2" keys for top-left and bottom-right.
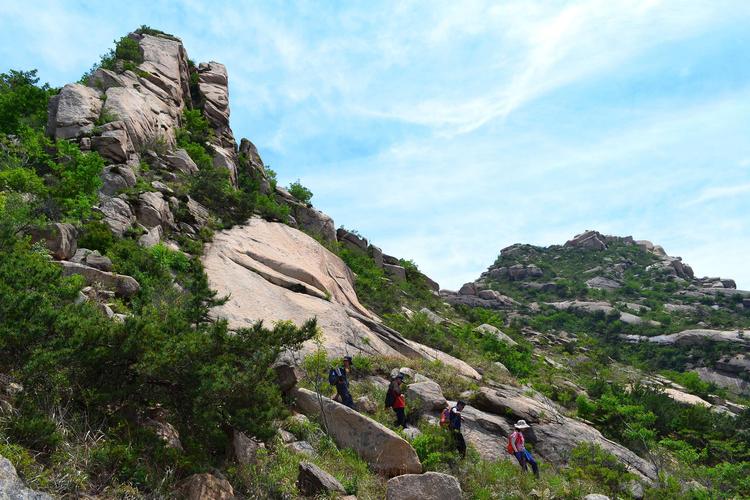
[
  {"x1": 506, "y1": 433, "x2": 516, "y2": 454},
  {"x1": 439, "y1": 408, "x2": 450, "y2": 427}
]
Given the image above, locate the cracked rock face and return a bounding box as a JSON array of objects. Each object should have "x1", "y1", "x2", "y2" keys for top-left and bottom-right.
[
  {"x1": 202, "y1": 217, "x2": 405, "y2": 359},
  {"x1": 202, "y1": 218, "x2": 480, "y2": 379}
]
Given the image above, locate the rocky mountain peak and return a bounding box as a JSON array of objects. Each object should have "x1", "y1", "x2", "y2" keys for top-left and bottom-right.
[{"x1": 46, "y1": 30, "x2": 240, "y2": 185}]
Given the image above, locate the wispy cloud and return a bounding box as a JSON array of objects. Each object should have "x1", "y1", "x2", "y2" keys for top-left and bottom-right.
[{"x1": 686, "y1": 182, "x2": 750, "y2": 206}]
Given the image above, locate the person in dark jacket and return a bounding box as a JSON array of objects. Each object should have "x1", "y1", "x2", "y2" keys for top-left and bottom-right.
[
  {"x1": 449, "y1": 400, "x2": 467, "y2": 458},
  {"x1": 388, "y1": 373, "x2": 407, "y2": 428},
  {"x1": 329, "y1": 356, "x2": 354, "y2": 409}
]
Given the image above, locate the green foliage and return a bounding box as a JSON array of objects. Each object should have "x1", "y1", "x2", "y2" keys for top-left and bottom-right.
[
  {"x1": 0, "y1": 69, "x2": 53, "y2": 134},
  {"x1": 567, "y1": 442, "x2": 634, "y2": 495},
  {"x1": 662, "y1": 370, "x2": 713, "y2": 398},
  {"x1": 48, "y1": 139, "x2": 104, "y2": 220},
  {"x1": 134, "y1": 25, "x2": 179, "y2": 40},
  {"x1": 287, "y1": 179, "x2": 313, "y2": 204},
  {"x1": 0, "y1": 215, "x2": 316, "y2": 494},
  {"x1": 77, "y1": 220, "x2": 116, "y2": 253},
  {"x1": 6, "y1": 413, "x2": 62, "y2": 455},
  {"x1": 351, "y1": 354, "x2": 373, "y2": 374},
  {"x1": 412, "y1": 424, "x2": 459, "y2": 469},
  {"x1": 177, "y1": 109, "x2": 213, "y2": 145},
  {"x1": 0, "y1": 125, "x2": 103, "y2": 221},
  {"x1": 176, "y1": 111, "x2": 289, "y2": 227}
]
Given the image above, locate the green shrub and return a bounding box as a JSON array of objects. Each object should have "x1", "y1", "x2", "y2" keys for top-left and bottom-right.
[
  {"x1": 7, "y1": 413, "x2": 63, "y2": 454},
  {"x1": 351, "y1": 354, "x2": 373, "y2": 375},
  {"x1": 288, "y1": 180, "x2": 313, "y2": 205},
  {"x1": 78, "y1": 220, "x2": 117, "y2": 253},
  {"x1": 566, "y1": 442, "x2": 634, "y2": 495},
  {"x1": 412, "y1": 424, "x2": 459, "y2": 470},
  {"x1": 0, "y1": 69, "x2": 53, "y2": 134},
  {"x1": 0, "y1": 167, "x2": 46, "y2": 195}
]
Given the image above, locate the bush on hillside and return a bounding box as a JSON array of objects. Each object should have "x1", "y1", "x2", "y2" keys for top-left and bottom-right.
[
  {"x1": 0, "y1": 69, "x2": 54, "y2": 134},
  {"x1": 288, "y1": 180, "x2": 313, "y2": 205}
]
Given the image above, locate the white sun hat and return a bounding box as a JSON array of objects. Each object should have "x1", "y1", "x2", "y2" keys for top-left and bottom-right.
[{"x1": 514, "y1": 419, "x2": 531, "y2": 429}]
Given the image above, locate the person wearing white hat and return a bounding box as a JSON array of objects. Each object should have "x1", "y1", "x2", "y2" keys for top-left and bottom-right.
[{"x1": 508, "y1": 419, "x2": 539, "y2": 478}]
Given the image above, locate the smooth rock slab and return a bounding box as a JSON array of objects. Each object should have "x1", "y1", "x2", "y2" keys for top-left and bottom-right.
[
  {"x1": 292, "y1": 388, "x2": 421, "y2": 476},
  {"x1": 386, "y1": 472, "x2": 462, "y2": 500}
]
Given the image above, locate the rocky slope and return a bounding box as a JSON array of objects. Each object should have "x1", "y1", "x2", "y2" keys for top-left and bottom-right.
[{"x1": 3, "y1": 29, "x2": 750, "y2": 499}]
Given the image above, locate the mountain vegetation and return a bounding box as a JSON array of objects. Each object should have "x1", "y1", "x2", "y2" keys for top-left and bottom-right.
[{"x1": 0, "y1": 28, "x2": 748, "y2": 499}]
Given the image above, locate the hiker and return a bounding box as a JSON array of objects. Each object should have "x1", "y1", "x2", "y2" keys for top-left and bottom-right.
[
  {"x1": 385, "y1": 373, "x2": 407, "y2": 428},
  {"x1": 328, "y1": 356, "x2": 354, "y2": 409},
  {"x1": 508, "y1": 419, "x2": 539, "y2": 478},
  {"x1": 448, "y1": 400, "x2": 467, "y2": 458}
]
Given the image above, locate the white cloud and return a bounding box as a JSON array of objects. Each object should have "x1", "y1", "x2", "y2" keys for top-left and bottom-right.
[{"x1": 687, "y1": 183, "x2": 750, "y2": 206}]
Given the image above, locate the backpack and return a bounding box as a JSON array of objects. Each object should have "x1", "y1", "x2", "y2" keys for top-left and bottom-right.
[
  {"x1": 506, "y1": 433, "x2": 517, "y2": 454},
  {"x1": 384, "y1": 387, "x2": 395, "y2": 408},
  {"x1": 328, "y1": 368, "x2": 340, "y2": 386},
  {"x1": 439, "y1": 408, "x2": 450, "y2": 427}
]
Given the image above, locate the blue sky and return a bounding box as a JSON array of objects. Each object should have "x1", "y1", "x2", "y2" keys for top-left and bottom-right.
[{"x1": 2, "y1": 1, "x2": 749, "y2": 290}]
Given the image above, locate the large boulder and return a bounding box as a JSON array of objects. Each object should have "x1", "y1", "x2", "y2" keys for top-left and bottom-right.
[
  {"x1": 96, "y1": 195, "x2": 135, "y2": 236},
  {"x1": 212, "y1": 146, "x2": 238, "y2": 186},
  {"x1": 337, "y1": 228, "x2": 368, "y2": 251},
  {"x1": 716, "y1": 354, "x2": 750, "y2": 375},
  {"x1": 198, "y1": 62, "x2": 235, "y2": 148},
  {"x1": 102, "y1": 85, "x2": 179, "y2": 150},
  {"x1": 178, "y1": 473, "x2": 234, "y2": 500},
  {"x1": 565, "y1": 230, "x2": 607, "y2": 250},
  {"x1": 164, "y1": 149, "x2": 199, "y2": 175},
  {"x1": 586, "y1": 276, "x2": 622, "y2": 290},
  {"x1": 91, "y1": 122, "x2": 132, "y2": 163},
  {"x1": 143, "y1": 418, "x2": 182, "y2": 450},
  {"x1": 136, "y1": 33, "x2": 191, "y2": 107},
  {"x1": 297, "y1": 461, "x2": 346, "y2": 496},
  {"x1": 291, "y1": 388, "x2": 421, "y2": 476},
  {"x1": 474, "y1": 324, "x2": 517, "y2": 347},
  {"x1": 46, "y1": 83, "x2": 102, "y2": 139},
  {"x1": 28, "y1": 223, "x2": 77, "y2": 260},
  {"x1": 384, "y1": 263, "x2": 407, "y2": 282},
  {"x1": 70, "y1": 248, "x2": 113, "y2": 272},
  {"x1": 58, "y1": 261, "x2": 140, "y2": 298},
  {"x1": 137, "y1": 191, "x2": 174, "y2": 229},
  {"x1": 406, "y1": 380, "x2": 447, "y2": 413},
  {"x1": 138, "y1": 225, "x2": 163, "y2": 248},
  {"x1": 693, "y1": 368, "x2": 750, "y2": 396},
  {"x1": 631, "y1": 329, "x2": 750, "y2": 347},
  {"x1": 472, "y1": 386, "x2": 560, "y2": 424},
  {"x1": 232, "y1": 430, "x2": 264, "y2": 466},
  {"x1": 293, "y1": 204, "x2": 336, "y2": 242},
  {"x1": 100, "y1": 164, "x2": 137, "y2": 195},
  {"x1": 0, "y1": 456, "x2": 53, "y2": 499},
  {"x1": 386, "y1": 472, "x2": 462, "y2": 500}
]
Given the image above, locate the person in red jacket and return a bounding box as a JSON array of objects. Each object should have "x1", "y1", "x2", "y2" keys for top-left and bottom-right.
[
  {"x1": 388, "y1": 373, "x2": 407, "y2": 428},
  {"x1": 508, "y1": 419, "x2": 539, "y2": 478}
]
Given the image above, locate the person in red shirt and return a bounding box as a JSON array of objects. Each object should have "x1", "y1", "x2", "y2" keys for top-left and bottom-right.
[
  {"x1": 388, "y1": 373, "x2": 407, "y2": 428},
  {"x1": 509, "y1": 419, "x2": 539, "y2": 478}
]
